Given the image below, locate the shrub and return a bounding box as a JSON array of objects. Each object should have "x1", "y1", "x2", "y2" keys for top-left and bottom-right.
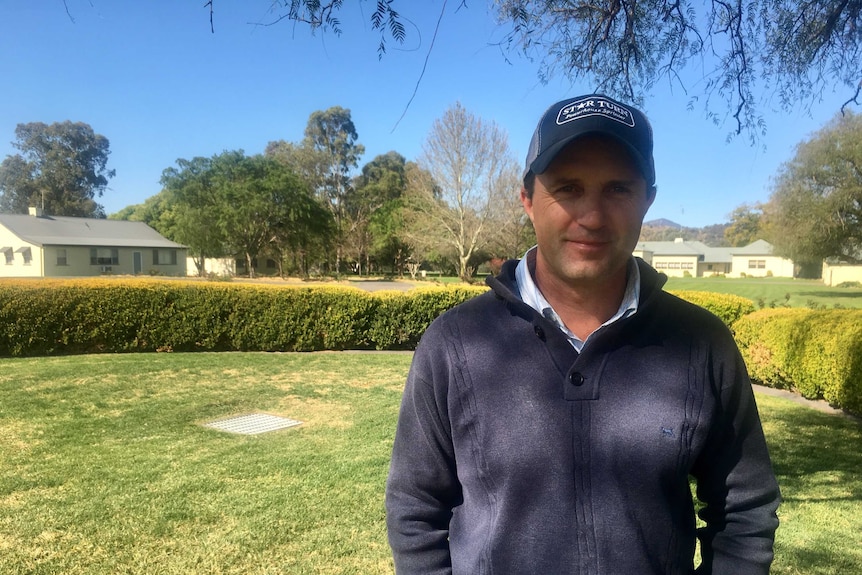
[
  {"x1": 2, "y1": 281, "x2": 759, "y2": 357},
  {"x1": 734, "y1": 308, "x2": 862, "y2": 414},
  {"x1": 669, "y1": 290, "x2": 756, "y2": 328},
  {"x1": 0, "y1": 279, "x2": 486, "y2": 356},
  {"x1": 367, "y1": 286, "x2": 487, "y2": 349}
]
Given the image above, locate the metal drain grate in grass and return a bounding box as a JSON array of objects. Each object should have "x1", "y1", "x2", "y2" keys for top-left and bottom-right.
[{"x1": 204, "y1": 413, "x2": 302, "y2": 435}]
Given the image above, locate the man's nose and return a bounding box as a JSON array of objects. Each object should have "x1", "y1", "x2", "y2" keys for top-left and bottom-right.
[{"x1": 575, "y1": 191, "x2": 607, "y2": 230}]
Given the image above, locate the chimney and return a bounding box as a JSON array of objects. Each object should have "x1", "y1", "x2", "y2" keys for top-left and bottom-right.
[{"x1": 28, "y1": 206, "x2": 43, "y2": 217}]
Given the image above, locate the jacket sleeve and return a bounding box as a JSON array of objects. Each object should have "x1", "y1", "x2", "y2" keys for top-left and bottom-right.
[
  {"x1": 692, "y1": 336, "x2": 781, "y2": 575},
  {"x1": 385, "y1": 327, "x2": 462, "y2": 575}
]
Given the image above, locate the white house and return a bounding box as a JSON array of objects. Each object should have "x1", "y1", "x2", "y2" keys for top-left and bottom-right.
[
  {"x1": 0, "y1": 207, "x2": 187, "y2": 277},
  {"x1": 822, "y1": 260, "x2": 862, "y2": 286},
  {"x1": 729, "y1": 239, "x2": 795, "y2": 278},
  {"x1": 634, "y1": 238, "x2": 794, "y2": 278},
  {"x1": 186, "y1": 256, "x2": 236, "y2": 277}
]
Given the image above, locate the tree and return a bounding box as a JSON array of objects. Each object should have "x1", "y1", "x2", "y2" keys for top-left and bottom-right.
[
  {"x1": 724, "y1": 204, "x2": 764, "y2": 247},
  {"x1": 0, "y1": 121, "x2": 115, "y2": 217},
  {"x1": 268, "y1": 169, "x2": 334, "y2": 278},
  {"x1": 160, "y1": 156, "x2": 228, "y2": 276},
  {"x1": 207, "y1": 150, "x2": 329, "y2": 277},
  {"x1": 109, "y1": 189, "x2": 180, "y2": 240},
  {"x1": 266, "y1": 107, "x2": 364, "y2": 274},
  {"x1": 348, "y1": 151, "x2": 411, "y2": 275},
  {"x1": 224, "y1": 1, "x2": 861, "y2": 140},
  {"x1": 264, "y1": 139, "x2": 326, "y2": 193},
  {"x1": 405, "y1": 102, "x2": 521, "y2": 281},
  {"x1": 764, "y1": 111, "x2": 862, "y2": 264},
  {"x1": 206, "y1": 0, "x2": 405, "y2": 55},
  {"x1": 303, "y1": 107, "x2": 365, "y2": 273}
]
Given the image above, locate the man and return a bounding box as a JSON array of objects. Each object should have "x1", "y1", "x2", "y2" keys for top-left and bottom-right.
[{"x1": 385, "y1": 94, "x2": 780, "y2": 575}]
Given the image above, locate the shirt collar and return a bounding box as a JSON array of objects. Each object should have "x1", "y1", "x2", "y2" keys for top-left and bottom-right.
[{"x1": 515, "y1": 246, "x2": 641, "y2": 351}]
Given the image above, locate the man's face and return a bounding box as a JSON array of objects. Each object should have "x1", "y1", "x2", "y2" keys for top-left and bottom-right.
[{"x1": 521, "y1": 134, "x2": 654, "y2": 292}]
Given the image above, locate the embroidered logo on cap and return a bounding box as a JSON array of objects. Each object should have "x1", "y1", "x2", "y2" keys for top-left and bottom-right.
[{"x1": 556, "y1": 96, "x2": 635, "y2": 128}]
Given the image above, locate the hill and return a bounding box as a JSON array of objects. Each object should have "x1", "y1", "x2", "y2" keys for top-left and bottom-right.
[
  {"x1": 640, "y1": 221, "x2": 729, "y2": 246},
  {"x1": 644, "y1": 218, "x2": 683, "y2": 228}
]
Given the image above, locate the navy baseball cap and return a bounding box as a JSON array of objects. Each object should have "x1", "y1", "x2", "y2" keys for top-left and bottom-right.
[{"x1": 523, "y1": 94, "x2": 655, "y2": 187}]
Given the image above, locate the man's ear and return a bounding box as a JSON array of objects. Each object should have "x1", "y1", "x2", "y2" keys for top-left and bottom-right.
[
  {"x1": 520, "y1": 187, "x2": 534, "y2": 222},
  {"x1": 646, "y1": 185, "x2": 657, "y2": 210}
]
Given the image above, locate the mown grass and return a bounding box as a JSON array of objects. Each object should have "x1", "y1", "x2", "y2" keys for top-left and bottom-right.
[
  {"x1": 663, "y1": 276, "x2": 862, "y2": 309},
  {"x1": 1, "y1": 352, "x2": 860, "y2": 574}
]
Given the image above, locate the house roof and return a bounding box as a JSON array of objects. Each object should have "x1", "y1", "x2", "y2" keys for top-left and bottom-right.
[
  {"x1": 0, "y1": 213, "x2": 184, "y2": 249},
  {"x1": 635, "y1": 240, "x2": 705, "y2": 256},
  {"x1": 729, "y1": 239, "x2": 775, "y2": 255},
  {"x1": 634, "y1": 239, "x2": 776, "y2": 264}
]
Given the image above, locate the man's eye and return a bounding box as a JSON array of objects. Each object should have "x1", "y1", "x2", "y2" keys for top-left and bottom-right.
[
  {"x1": 555, "y1": 185, "x2": 581, "y2": 196},
  {"x1": 609, "y1": 186, "x2": 631, "y2": 195}
]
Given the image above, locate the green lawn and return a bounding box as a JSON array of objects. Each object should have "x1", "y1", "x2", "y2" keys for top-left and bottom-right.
[
  {"x1": 664, "y1": 276, "x2": 862, "y2": 309},
  {"x1": 1, "y1": 352, "x2": 860, "y2": 574}
]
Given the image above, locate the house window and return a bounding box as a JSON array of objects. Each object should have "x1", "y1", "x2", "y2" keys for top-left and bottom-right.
[
  {"x1": 17, "y1": 247, "x2": 32, "y2": 265},
  {"x1": 152, "y1": 249, "x2": 177, "y2": 265},
  {"x1": 90, "y1": 248, "x2": 119, "y2": 266},
  {"x1": 1, "y1": 247, "x2": 12, "y2": 265},
  {"x1": 748, "y1": 259, "x2": 766, "y2": 269},
  {"x1": 57, "y1": 249, "x2": 68, "y2": 266}
]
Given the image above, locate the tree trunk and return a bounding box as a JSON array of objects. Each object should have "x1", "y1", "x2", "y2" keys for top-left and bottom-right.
[
  {"x1": 458, "y1": 254, "x2": 471, "y2": 281},
  {"x1": 246, "y1": 253, "x2": 255, "y2": 278}
]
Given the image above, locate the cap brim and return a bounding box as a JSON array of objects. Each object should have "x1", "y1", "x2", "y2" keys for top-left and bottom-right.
[{"x1": 528, "y1": 131, "x2": 654, "y2": 186}]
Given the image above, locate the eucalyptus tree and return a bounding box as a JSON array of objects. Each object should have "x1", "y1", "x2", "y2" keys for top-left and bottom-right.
[
  {"x1": 0, "y1": 121, "x2": 115, "y2": 217},
  {"x1": 348, "y1": 151, "x2": 410, "y2": 275},
  {"x1": 266, "y1": 107, "x2": 364, "y2": 274},
  {"x1": 303, "y1": 107, "x2": 365, "y2": 273},
  {"x1": 764, "y1": 111, "x2": 862, "y2": 265}
]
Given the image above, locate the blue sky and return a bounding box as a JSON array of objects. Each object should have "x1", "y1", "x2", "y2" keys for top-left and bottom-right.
[{"x1": 1, "y1": 1, "x2": 857, "y2": 228}]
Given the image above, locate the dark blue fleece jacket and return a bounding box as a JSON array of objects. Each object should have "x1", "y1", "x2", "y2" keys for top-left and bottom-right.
[{"x1": 385, "y1": 259, "x2": 780, "y2": 575}]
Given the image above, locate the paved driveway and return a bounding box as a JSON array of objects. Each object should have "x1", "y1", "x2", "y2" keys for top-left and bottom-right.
[{"x1": 346, "y1": 280, "x2": 421, "y2": 292}]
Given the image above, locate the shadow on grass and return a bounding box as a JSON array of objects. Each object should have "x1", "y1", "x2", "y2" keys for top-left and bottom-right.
[
  {"x1": 762, "y1": 401, "x2": 862, "y2": 574},
  {"x1": 766, "y1": 405, "x2": 862, "y2": 499},
  {"x1": 796, "y1": 290, "x2": 862, "y2": 300}
]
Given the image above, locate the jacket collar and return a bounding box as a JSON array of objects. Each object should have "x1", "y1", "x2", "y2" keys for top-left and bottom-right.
[{"x1": 487, "y1": 257, "x2": 668, "y2": 312}]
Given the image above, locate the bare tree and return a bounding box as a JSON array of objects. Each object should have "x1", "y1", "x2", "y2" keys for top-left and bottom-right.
[{"x1": 404, "y1": 102, "x2": 521, "y2": 281}]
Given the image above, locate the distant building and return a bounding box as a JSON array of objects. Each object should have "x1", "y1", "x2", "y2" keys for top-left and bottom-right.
[
  {"x1": 0, "y1": 207, "x2": 186, "y2": 277},
  {"x1": 822, "y1": 260, "x2": 862, "y2": 286},
  {"x1": 186, "y1": 256, "x2": 236, "y2": 277},
  {"x1": 634, "y1": 238, "x2": 794, "y2": 278}
]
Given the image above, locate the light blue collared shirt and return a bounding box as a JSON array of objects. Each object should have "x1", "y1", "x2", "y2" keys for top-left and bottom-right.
[{"x1": 514, "y1": 246, "x2": 641, "y2": 352}]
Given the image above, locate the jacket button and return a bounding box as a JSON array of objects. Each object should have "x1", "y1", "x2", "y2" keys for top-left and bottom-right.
[
  {"x1": 569, "y1": 372, "x2": 584, "y2": 386},
  {"x1": 534, "y1": 325, "x2": 545, "y2": 340}
]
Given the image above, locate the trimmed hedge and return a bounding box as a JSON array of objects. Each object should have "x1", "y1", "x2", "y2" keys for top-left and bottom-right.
[
  {"x1": 0, "y1": 279, "x2": 487, "y2": 356},
  {"x1": 0, "y1": 280, "x2": 751, "y2": 358},
  {"x1": 734, "y1": 308, "x2": 862, "y2": 414},
  {"x1": 668, "y1": 290, "x2": 756, "y2": 326},
  {"x1": 6, "y1": 277, "x2": 860, "y2": 413},
  {"x1": 366, "y1": 287, "x2": 492, "y2": 349}
]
